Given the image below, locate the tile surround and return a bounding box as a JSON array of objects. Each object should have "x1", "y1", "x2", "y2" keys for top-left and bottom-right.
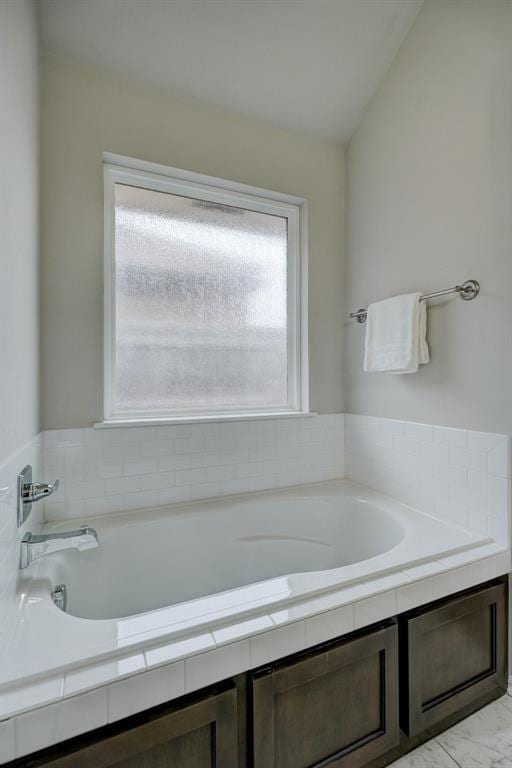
[
  {"x1": 0, "y1": 544, "x2": 508, "y2": 762},
  {"x1": 40, "y1": 414, "x2": 511, "y2": 554},
  {"x1": 43, "y1": 414, "x2": 345, "y2": 521},
  {"x1": 15, "y1": 689, "x2": 107, "y2": 759},
  {"x1": 345, "y1": 414, "x2": 511, "y2": 546},
  {"x1": 0, "y1": 414, "x2": 510, "y2": 763}
]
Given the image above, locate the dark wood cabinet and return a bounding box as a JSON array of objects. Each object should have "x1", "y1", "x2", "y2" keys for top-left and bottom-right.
[
  {"x1": 251, "y1": 622, "x2": 399, "y2": 768},
  {"x1": 16, "y1": 683, "x2": 238, "y2": 768},
  {"x1": 399, "y1": 580, "x2": 508, "y2": 737}
]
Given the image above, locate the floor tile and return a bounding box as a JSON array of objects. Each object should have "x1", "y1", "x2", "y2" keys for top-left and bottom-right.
[
  {"x1": 391, "y1": 739, "x2": 459, "y2": 767},
  {"x1": 435, "y1": 698, "x2": 512, "y2": 768}
]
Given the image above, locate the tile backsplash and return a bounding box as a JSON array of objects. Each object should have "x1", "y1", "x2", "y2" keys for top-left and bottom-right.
[
  {"x1": 43, "y1": 415, "x2": 345, "y2": 522},
  {"x1": 29, "y1": 413, "x2": 512, "y2": 551},
  {"x1": 345, "y1": 414, "x2": 511, "y2": 546}
]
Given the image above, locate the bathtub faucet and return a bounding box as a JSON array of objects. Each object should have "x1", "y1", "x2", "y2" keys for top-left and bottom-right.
[{"x1": 20, "y1": 526, "x2": 99, "y2": 569}]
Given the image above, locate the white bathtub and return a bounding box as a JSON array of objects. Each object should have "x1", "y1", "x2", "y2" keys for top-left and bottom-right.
[
  {"x1": 2, "y1": 480, "x2": 491, "y2": 688},
  {"x1": 50, "y1": 484, "x2": 407, "y2": 620}
]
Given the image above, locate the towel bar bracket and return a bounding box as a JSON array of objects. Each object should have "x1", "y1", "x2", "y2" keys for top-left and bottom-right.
[{"x1": 349, "y1": 279, "x2": 480, "y2": 324}]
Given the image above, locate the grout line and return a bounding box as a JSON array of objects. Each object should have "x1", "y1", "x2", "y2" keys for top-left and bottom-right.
[{"x1": 434, "y1": 738, "x2": 464, "y2": 768}]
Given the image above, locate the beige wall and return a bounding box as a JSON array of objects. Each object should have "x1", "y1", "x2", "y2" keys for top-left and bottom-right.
[
  {"x1": 0, "y1": 0, "x2": 40, "y2": 463},
  {"x1": 345, "y1": 0, "x2": 512, "y2": 434},
  {"x1": 40, "y1": 56, "x2": 345, "y2": 429}
]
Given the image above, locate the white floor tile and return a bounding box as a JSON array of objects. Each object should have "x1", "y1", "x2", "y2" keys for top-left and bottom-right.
[
  {"x1": 392, "y1": 739, "x2": 459, "y2": 767},
  {"x1": 500, "y1": 694, "x2": 512, "y2": 715},
  {"x1": 435, "y1": 698, "x2": 512, "y2": 768}
]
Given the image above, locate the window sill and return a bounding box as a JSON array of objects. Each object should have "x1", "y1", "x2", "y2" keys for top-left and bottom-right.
[{"x1": 94, "y1": 412, "x2": 314, "y2": 429}]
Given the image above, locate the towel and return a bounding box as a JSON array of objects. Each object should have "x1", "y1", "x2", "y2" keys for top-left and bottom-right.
[{"x1": 363, "y1": 292, "x2": 429, "y2": 374}]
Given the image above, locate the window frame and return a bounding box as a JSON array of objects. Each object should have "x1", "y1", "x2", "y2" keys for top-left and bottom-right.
[{"x1": 102, "y1": 153, "x2": 309, "y2": 425}]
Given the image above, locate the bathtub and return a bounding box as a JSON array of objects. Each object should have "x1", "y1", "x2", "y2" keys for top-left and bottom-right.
[
  {"x1": 49, "y1": 483, "x2": 407, "y2": 620},
  {"x1": 2, "y1": 480, "x2": 492, "y2": 688}
]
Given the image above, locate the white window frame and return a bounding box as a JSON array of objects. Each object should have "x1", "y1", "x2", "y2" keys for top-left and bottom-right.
[{"x1": 101, "y1": 153, "x2": 309, "y2": 425}]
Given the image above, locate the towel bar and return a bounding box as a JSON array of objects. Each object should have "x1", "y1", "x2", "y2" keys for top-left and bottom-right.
[{"x1": 349, "y1": 279, "x2": 480, "y2": 324}]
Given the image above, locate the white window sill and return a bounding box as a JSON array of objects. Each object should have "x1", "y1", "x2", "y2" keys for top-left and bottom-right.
[{"x1": 94, "y1": 411, "x2": 314, "y2": 429}]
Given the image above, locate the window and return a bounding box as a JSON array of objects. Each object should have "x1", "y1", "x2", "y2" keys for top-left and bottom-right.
[{"x1": 103, "y1": 155, "x2": 308, "y2": 422}]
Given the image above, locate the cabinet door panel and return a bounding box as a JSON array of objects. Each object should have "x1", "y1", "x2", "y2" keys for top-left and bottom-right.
[
  {"x1": 252, "y1": 623, "x2": 399, "y2": 768},
  {"x1": 401, "y1": 580, "x2": 508, "y2": 737},
  {"x1": 18, "y1": 685, "x2": 238, "y2": 768}
]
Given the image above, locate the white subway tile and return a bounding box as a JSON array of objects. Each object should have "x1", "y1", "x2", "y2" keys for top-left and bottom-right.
[
  {"x1": 123, "y1": 459, "x2": 158, "y2": 476},
  {"x1": 222, "y1": 478, "x2": 250, "y2": 495},
  {"x1": 85, "y1": 495, "x2": 124, "y2": 517},
  {"x1": 405, "y1": 422, "x2": 434, "y2": 442},
  {"x1": 397, "y1": 578, "x2": 437, "y2": 612},
  {"x1": 0, "y1": 719, "x2": 15, "y2": 763},
  {"x1": 419, "y1": 441, "x2": 450, "y2": 464},
  {"x1": 248, "y1": 475, "x2": 276, "y2": 492},
  {"x1": 354, "y1": 590, "x2": 397, "y2": 629},
  {"x1": 467, "y1": 431, "x2": 506, "y2": 452},
  {"x1": 158, "y1": 486, "x2": 190, "y2": 505},
  {"x1": 108, "y1": 663, "x2": 184, "y2": 722},
  {"x1": 488, "y1": 440, "x2": 510, "y2": 478},
  {"x1": 433, "y1": 426, "x2": 467, "y2": 447},
  {"x1": 185, "y1": 640, "x2": 250, "y2": 693},
  {"x1": 104, "y1": 475, "x2": 141, "y2": 496},
  {"x1": 0, "y1": 677, "x2": 64, "y2": 719},
  {"x1": 66, "y1": 479, "x2": 105, "y2": 501},
  {"x1": 122, "y1": 490, "x2": 159, "y2": 511},
  {"x1": 158, "y1": 454, "x2": 190, "y2": 472},
  {"x1": 381, "y1": 419, "x2": 406, "y2": 437},
  {"x1": 156, "y1": 424, "x2": 190, "y2": 440},
  {"x1": 141, "y1": 471, "x2": 174, "y2": 490},
  {"x1": 450, "y1": 447, "x2": 485, "y2": 471},
  {"x1": 188, "y1": 481, "x2": 222, "y2": 500},
  {"x1": 270, "y1": 598, "x2": 325, "y2": 626},
  {"x1": 15, "y1": 689, "x2": 107, "y2": 758},
  {"x1": 488, "y1": 515, "x2": 509, "y2": 545},
  {"x1": 174, "y1": 437, "x2": 206, "y2": 454},
  {"x1": 175, "y1": 468, "x2": 206, "y2": 486},
  {"x1": 189, "y1": 451, "x2": 222, "y2": 468},
  {"x1": 139, "y1": 440, "x2": 174, "y2": 458},
  {"x1": 392, "y1": 436, "x2": 419, "y2": 456},
  {"x1": 250, "y1": 622, "x2": 306, "y2": 667},
  {"x1": 494, "y1": 550, "x2": 511, "y2": 575},
  {"x1": 206, "y1": 465, "x2": 235, "y2": 483},
  {"x1": 487, "y1": 475, "x2": 509, "y2": 520},
  {"x1": 99, "y1": 461, "x2": 123, "y2": 479},
  {"x1": 305, "y1": 604, "x2": 354, "y2": 646}
]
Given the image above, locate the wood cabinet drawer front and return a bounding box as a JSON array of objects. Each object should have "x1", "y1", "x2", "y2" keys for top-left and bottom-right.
[
  {"x1": 401, "y1": 581, "x2": 508, "y2": 736},
  {"x1": 18, "y1": 686, "x2": 238, "y2": 768},
  {"x1": 252, "y1": 623, "x2": 399, "y2": 768}
]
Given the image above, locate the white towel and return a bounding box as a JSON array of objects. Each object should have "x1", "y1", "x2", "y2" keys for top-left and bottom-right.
[{"x1": 363, "y1": 292, "x2": 429, "y2": 374}]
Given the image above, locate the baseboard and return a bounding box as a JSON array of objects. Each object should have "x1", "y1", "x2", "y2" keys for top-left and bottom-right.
[{"x1": 508, "y1": 676, "x2": 512, "y2": 696}]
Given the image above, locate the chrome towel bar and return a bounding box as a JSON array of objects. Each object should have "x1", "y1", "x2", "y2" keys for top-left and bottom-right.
[{"x1": 349, "y1": 279, "x2": 480, "y2": 324}]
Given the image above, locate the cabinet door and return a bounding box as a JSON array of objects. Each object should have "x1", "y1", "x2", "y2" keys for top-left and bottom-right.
[
  {"x1": 21, "y1": 684, "x2": 238, "y2": 768},
  {"x1": 400, "y1": 580, "x2": 508, "y2": 737},
  {"x1": 252, "y1": 623, "x2": 399, "y2": 768}
]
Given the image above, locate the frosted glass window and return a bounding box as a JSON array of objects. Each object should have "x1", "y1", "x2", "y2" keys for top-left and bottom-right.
[{"x1": 112, "y1": 183, "x2": 290, "y2": 415}]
